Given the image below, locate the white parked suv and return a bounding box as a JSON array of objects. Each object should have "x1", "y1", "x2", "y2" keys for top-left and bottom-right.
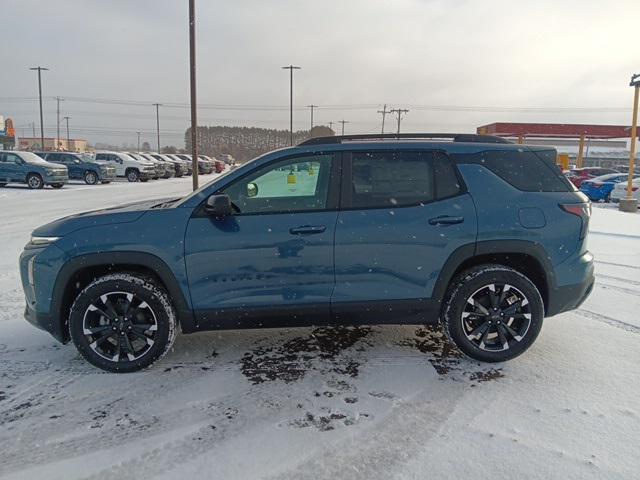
[{"x1": 94, "y1": 151, "x2": 157, "y2": 182}]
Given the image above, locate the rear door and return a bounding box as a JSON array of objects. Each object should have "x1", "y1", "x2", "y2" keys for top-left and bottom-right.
[{"x1": 332, "y1": 149, "x2": 477, "y2": 322}]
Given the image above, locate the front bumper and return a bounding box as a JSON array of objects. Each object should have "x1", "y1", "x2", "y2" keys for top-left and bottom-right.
[{"x1": 44, "y1": 174, "x2": 69, "y2": 185}]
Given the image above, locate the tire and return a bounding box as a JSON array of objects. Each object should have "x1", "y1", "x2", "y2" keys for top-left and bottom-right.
[
  {"x1": 441, "y1": 264, "x2": 544, "y2": 363},
  {"x1": 26, "y1": 173, "x2": 44, "y2": 189},
  {"x1": 84, "y1": 171, "x2": 99, "y2": 185},
  {"x1": 51, "y1": 183, "x2": 64, "y2": 189},
  {"x1": 126, "y1": 169, "x2": 140, "y2": 182},
  {"x1": 0, "y1": 183, "x2": 6, "y2": 187},
  {"x1": 69, "y1": 273, "x2": 177, "y2": 373}
]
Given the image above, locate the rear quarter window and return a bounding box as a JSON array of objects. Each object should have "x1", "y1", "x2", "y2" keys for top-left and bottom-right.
[{"x1": 454, "y1": 149, "x2": 573, "y2": 192}]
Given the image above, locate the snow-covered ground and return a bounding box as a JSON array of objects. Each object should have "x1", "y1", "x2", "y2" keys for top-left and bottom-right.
[{"x1": 0, "y1": 178, "x2": 639, "y2": 480}]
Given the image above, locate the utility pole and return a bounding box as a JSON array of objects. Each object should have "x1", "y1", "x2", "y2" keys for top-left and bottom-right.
[
  {"x1": 63, "y1": 116, "x2": 70, "y2": 150},
  {"x1": 55, "y1": 96, "x2": 63, "y2": 150},
  {"x1": 328, "y1": 121, "x2": 334, "y2": 133},
  {"x1": 281, "y1": 65, "x2": 301, "y2": 145},
  {"x1": 389, "y1": 108, "x2": 409, "y2": 135},
  {"x1": 189, "y1": 0, "x2": 199, "y2": 190},
  {"x1": 307, "y1": 104, "x2": 317, "y2": 131},
  {"x1": 153, "y1": 103, "x2": 162, "y2": 152},
  {"x1": 620, "y1": 73, "x2": 640, "y2": 212},
  {"x1": 30, "y1": 122, "x2": 35, "y2": 138},
  {"x1": 338, "y1": 120, "x2": 349, "y2": 136},
  {"x1": 377, "y1": 104, "x2": 389, "y2": 134},
  {"x1": 136, "y1": 131, "x2": 141, "y2": 153},
  {"x1": 29, "y1": 66, "x2": 49, "y2": 150}
]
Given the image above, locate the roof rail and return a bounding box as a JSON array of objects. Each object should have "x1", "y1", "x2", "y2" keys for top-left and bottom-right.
[{"x1": 298, "y1": 133, "x2": 513, "y2": 146}]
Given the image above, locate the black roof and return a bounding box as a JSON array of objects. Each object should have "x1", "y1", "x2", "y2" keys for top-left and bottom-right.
[{"x1": 298, "y1": 133, "x2": 513, "y2": 146}]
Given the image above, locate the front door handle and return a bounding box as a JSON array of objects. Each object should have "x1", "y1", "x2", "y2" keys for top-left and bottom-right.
[
  {"x1": 289, "y1": 225, "x2": 327, "y2": 235},
  {"x1": 428, "y1": 215, "x2": 464, "y2": 226}
]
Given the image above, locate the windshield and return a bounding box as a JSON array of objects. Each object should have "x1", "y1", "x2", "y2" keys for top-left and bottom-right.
[{"x1": 19, "y1": 151, "x2": 55, "y2": 165}]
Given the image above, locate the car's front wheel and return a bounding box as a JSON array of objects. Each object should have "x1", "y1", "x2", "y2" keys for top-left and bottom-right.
[
  {"x1": 84, "y1": 171, "x2": 99, "y2": 185},
  {"x1": 126, "y1": 169, "x2": 140, "y2": 182},
  {"x1": 441, "y1": 265, "x2": 544, "y2": 363},
  {"x1": 69, "y1": 273, "x2": 177, "y2": 372},
  {"x1": 26, "y1": 173, "x2": 44, "y2": 189}
]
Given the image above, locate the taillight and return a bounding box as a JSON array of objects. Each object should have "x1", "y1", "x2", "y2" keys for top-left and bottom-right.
[
  {"x1": 633, "y1": 187, "x2": 639, "y2": 192},
  {"x1": 560, "y1": 203, "x2": 591, "y2": 239}
]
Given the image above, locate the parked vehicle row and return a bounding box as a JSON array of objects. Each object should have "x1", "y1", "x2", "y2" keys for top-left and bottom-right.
[
  {"x1": 94, "y1": 151, "x2": 223, "y2": 182},
  {"x1": 0, "y1": 150, "x2": 227, "y2": 188},
  {"x1": 580, "y1": 173, "x2": 639, "y2": 202}
]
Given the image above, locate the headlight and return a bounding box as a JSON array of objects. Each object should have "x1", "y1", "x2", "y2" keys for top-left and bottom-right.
[{"x1": 26, "y1": 236, "x2": 60, "y2": 249}]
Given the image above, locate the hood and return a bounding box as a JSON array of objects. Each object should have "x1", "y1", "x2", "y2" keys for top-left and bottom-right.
[{"x1": 32, "y1": 197, "x2": 178, "y2": 237}]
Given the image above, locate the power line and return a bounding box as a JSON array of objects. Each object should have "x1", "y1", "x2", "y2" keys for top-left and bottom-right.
[
  {"x1": 389, "y1": 108, "x2": 409, "y2": 135},
  {"x1": 377, "y1": 104, "x2": 389, "y2": 134},
  {"x1": 307, "y1": 104, "x2": 317, "y2": 130},
  {"x1": 338, "y1": 119, "x2": 349, "y2": 135}
]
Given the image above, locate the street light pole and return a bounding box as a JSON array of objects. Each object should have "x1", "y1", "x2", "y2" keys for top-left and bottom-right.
[
  {"x1": 620, "y1": 73, "x2": 640, "y2": 212},
  {"x1": 63, "y1": 116, "x2": 70, "y2": 150},
  {"x1": 153, "y1": 103, "x2": 162, "y2": 152},
  {"x1": 282, "y1": 65, "x2": 301, "y2": 145},
  {"x1": 55, "y1": 97, "x2": 64, "y2": 150},
  {"x1": 29, "y1": 66, "x2": 49, "y2": 149},
  {"x1": 189, "y1": 0, "x2": 199, "y2": 191}
]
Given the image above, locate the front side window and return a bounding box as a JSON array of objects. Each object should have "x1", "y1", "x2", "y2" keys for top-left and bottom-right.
[
  {"x1": 223, "y1": 154, "x2": 334, "y2": 214},
  {"x1": 349, "y1": 151, "x2": 438, "y2": 208},
  {"x1": 0, "y1": 153, "x2": 21, "y2": 164}
]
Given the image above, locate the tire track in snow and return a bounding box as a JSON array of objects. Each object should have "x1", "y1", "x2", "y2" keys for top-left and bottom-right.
[{"x1": 576, "y1": 309, "x2": 640, "y2": 335}]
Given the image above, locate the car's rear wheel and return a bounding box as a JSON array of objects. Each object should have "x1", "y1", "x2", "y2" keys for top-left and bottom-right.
[
  {"x1": 126, "y1": 169, "x2": 139, "y2": 182},
  {"x1": 84, "y1": 171, "x2": 99, "y2": 185},
  {"x1": 26, "y1": 173, "x2": 44, "y2": 189},
  {"x1": 69, "y1": 273, "x2": 177, "y2": 373},
  {"x1": 441, "y1": 265, "x2": 544, "y2": 363}
]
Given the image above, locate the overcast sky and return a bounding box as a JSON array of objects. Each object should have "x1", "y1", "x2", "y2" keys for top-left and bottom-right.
[{"x1": 2, "y1": 0, "x2": 639, "y2": 147}]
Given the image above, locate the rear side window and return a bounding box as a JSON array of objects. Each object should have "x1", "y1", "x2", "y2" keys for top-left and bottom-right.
[
  {"x1": 348, "y1": 151, "x2": 461, "y2": 209},
  {"x1": 454, "y1": 149, "x2": 573, "y2": 192}
]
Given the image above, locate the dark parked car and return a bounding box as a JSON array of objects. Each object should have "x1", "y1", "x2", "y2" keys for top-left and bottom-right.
[
  {"x1": 566, "y1": 167, "x2": 619, "y2": 188},
  {"x1": 36, "y1": 152, "x2": 116, "y2": 185},
  {"x1": 20, "y1": 134, "x2": 594, "y2": 372}
]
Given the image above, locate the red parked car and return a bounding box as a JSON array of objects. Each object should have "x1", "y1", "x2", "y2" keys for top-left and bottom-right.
[{"x1": 566, "y1": 167, "x2": 619, "y2": 188}]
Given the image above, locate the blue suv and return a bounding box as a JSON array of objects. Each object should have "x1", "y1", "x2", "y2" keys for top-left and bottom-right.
[
  {"x1": 19, "y1": 134, "x2": 594, "y2": 372},
  {"x1": 36, "y1": 152, "x2": 117, "y2": 185},
  {"x1": 0, "y1": 150, "x2": 69, "y2": 189}
]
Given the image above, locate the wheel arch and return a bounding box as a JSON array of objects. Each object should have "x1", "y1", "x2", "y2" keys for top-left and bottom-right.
[
  {"x1": 433, "y1": 241, "x2": 555, "y2": 316},
  {"x1": 52, "y1": 251, "x2": 194, "y2": 343}
]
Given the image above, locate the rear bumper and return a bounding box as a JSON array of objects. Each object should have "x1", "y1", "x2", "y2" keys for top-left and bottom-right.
[{"x1": 546, "y1": 251, "x2": 595, "y2": 317}]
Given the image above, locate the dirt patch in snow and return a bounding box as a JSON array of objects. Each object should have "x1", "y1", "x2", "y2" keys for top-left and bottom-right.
[
  {"x1": 239, "y1": 326, "x2": 371, "y2": 385},
  {"x1": 398, "y1": 326, "x2": 504, "y2": 383}
]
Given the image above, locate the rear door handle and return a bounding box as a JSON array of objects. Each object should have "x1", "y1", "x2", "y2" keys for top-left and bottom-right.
[
  {"x1": 289, "y1": 225, "x2": 327, "y2": 235},
  {"x1": 428, "y1": 215, "x2": 464, "y2": 226}
]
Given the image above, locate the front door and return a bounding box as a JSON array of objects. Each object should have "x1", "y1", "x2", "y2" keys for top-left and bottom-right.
[
  {"x1": 184, "y1": 152, "x2": 340, "y2": 329},
  {"x1": 332, "y1": 149, "x2": 477, "y2": 322}
]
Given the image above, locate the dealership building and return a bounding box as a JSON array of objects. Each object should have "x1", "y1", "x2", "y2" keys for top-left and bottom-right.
[{"x1": 16, "y1": 137, "x2": 88, "y2": 152}]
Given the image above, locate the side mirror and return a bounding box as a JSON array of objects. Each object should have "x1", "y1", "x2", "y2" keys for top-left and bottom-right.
[{"x1": 205, "y1": 194, "x2": 233, "y2": 216}]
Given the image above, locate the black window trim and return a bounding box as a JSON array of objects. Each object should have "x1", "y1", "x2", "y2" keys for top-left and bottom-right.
[
  {"x1": 340, "y1": 149, "x2": 468, "y2": 212},
  {"x1": 194, "y1": 151, "x2": 343, "y2": 217}
]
